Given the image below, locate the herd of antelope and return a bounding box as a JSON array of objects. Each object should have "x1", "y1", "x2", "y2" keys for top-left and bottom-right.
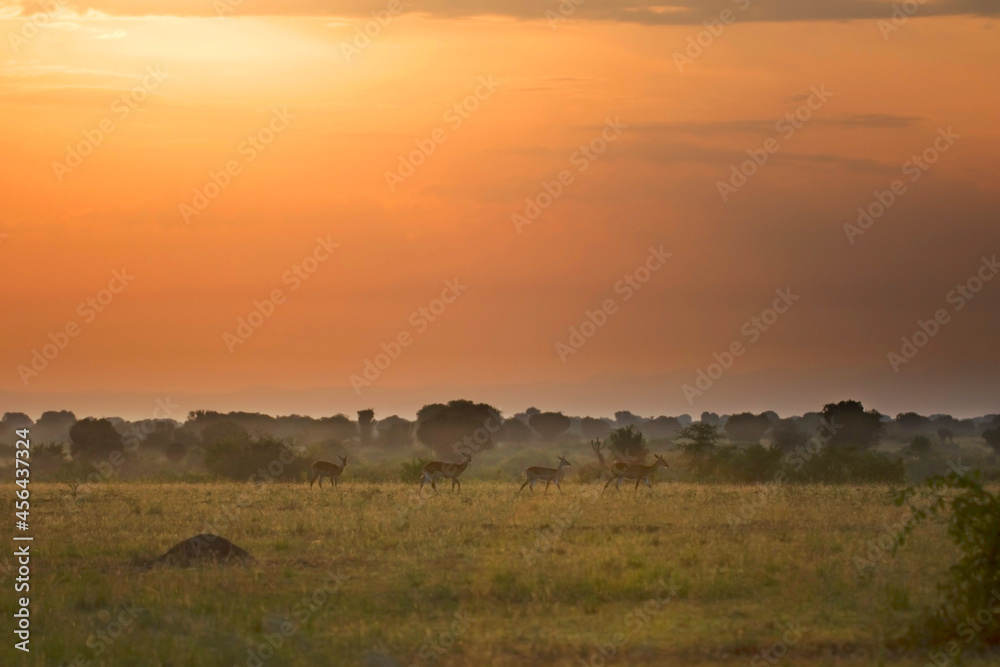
[{"x1": 308, "y1": 439, "x2": 670, "y2": 495}]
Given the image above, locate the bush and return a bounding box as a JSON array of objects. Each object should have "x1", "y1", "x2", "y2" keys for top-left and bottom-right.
[
  {"x1": 895, "y1": 471, "x2": 1000, "y2": 646},
  {"x1": 795, "y1": 446, "x2": 904, "y2": 484},
  {"x1": 400, "y1": 458, "x2": 432, "y2": 483},
  {"x1": 203, "y1": 434, "x2": 308, "y2": 481}
]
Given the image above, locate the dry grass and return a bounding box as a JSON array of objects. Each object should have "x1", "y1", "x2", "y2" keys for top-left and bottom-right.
[{"x1": 0, "y1": 480, "x2": 995, "y2": 666}]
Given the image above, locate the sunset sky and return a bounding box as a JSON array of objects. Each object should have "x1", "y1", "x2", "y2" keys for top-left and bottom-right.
[{"x1": 1, "y1": 0, "x2": 998, "y2": 420}]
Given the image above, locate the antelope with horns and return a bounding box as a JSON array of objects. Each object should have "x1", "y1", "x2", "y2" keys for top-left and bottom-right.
[
  {"x1": 310, "y1": 455, "x2": 348, "y2": 490},
  {"x1": 603, "y1": 454, "x2": 669, "y2": 494},
  {"x1": 519, "y1": 456, "x2": 571, "y2": 494},
  {"x1": 419, "y1": 451, "x2": 472, "y2": 492}
]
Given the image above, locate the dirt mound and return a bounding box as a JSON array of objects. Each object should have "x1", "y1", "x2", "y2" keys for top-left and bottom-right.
[{"x1": 147, "y1": 534, "x2": 252, "y2": 568}]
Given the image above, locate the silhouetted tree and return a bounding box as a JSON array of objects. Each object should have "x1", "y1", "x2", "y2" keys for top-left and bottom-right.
[
  {"x1": 725, "y1": 412, "x2": 771, "y2": 444},
  {"x1": 528, "y1": 411, "x2": 571, "y2": 442},
  {"x1": 614, "y1": 411, "x2": 643, "y2": 428},
  {"x1": 580, "y1": 417, "x2": 612, "y2": 441},
  {"x1": 700, "y1": 412, "x2": 721, "y2": 426},
  {"x1": 821, "y1": 400, "x2": 883, "y2": 450},
  {"x1": 33, "y1": 410, "x2": 76, "y2": 444},
  {"x1": 771, "y1": 418, "x2": 808, "y2": 452},
  {"x1": 910, "y1": 435, "x2": 933, "y2": 457},
  {"x1": 983, "y1": 427, "x2": 1000, "y2": 455},
  {"x1": 319, "y1": 414, "x2": 358, "y2": 442},
  {"x1": 609, "y1": 425, "x2": 648, "y2": 463},
  {"x1": 69, "y1": 418, "x2": 121, "y2": 462},
  {"x1": 358, "y1": 409, "x2": 375, "y2": 445},
  {"x1": 376, "y1": 415, "x2": 413, "y2": 448},
  {"x1": 200, "y1": 421, "x2": 249, "y2": 447},
  {"x1": 937, "y1": 427, "x2": 954, "y2": 444},
  {"x1": 415, "y1": 400, "x2": 502, "y2": 457},
  {"x1": 896, "y1": 412, "x2": 929, "y2": 432},
  {"x1": 498, "y1": 418, "x2": 533, "y2": 444},
  {"x1": 2, "y1": 412, "x2": 33, "y2": 431},
  {"x1": 641, "y1": 416, "x2": 682, "y2": 439}
]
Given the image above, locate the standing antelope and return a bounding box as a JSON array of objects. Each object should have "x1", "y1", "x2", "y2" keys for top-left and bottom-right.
[
  {"x1": 603, "y1": 454, "x2": 669, "y2": 494},
  {"x1": 519, "y1": 456, "x2": 571, "y2": 494},
  {"x1": 310, "y1": 455, "x2": 348, "y2": 490},
  {"x1": 419, "y1": 452, "x2": 472, "y2": 492}
]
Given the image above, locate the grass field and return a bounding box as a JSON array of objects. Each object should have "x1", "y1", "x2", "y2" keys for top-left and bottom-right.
[{"x1": 1, "y1": 479, "x2": 995, "y2": 666}]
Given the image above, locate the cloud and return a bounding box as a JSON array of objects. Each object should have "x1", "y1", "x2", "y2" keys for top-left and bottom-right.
[
  {"x1": 620, "y1": 114, "x2": 925, "y2": 137},
  {"x1": 1, "y1": 0, "x2": 997, "y2": 23}
]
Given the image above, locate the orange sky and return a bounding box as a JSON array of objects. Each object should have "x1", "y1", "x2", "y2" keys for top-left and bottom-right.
[{"x1": 1, "y1": 2, "x2": 999, "y2": 419}]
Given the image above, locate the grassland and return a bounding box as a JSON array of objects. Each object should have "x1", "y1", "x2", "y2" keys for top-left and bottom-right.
[{"x1": 3, "y1": 476, "x2": 998, "y2": 667}]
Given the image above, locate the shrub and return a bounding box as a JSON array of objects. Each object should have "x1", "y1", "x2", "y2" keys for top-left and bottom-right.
[
  {"x1": 895, "y1": 471, "x2": 1000, "y2": 646},
  {"x1": 400, "y1": 458, "x2": 432, "y2": 483}
]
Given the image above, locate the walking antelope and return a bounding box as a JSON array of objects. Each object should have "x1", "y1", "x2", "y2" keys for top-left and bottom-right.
[
  {"x1": 591, "y1": 438, "x2": 628, "y2": 475},
  {"x1": 419, "y1": 452, "x2": 472, "y2": 492},
  {"x1": 603, "y1": 454, "x2": 669, "y2": 494},
  {"x1": 519, "y1": 456, "x2": 571, "y2": 494},
  {"x1": 310, "y1": 456, "x2": 348, "y2": 490}
]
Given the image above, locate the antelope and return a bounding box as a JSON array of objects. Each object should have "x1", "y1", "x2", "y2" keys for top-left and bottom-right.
[
  {"x1": 419, "y1": 452, "x2": 472, "y2": 492},
  {"x1": 603, "y1": 454, "x2": 669, "y2": 494},
  {"x1": 519, "y1": 456, "x2": 571, "y2": 494},
  {"x1": 310, "y1": 455, "x2": 348, "y2": 490},
  {"x1": 591, "y1": 438, "x2": 628, "y2": 476}
]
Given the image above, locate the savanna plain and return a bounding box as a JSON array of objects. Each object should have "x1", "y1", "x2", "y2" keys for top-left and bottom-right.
[{"x1": 2, "y1": 457, "x2": 993, "y2": 667}]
